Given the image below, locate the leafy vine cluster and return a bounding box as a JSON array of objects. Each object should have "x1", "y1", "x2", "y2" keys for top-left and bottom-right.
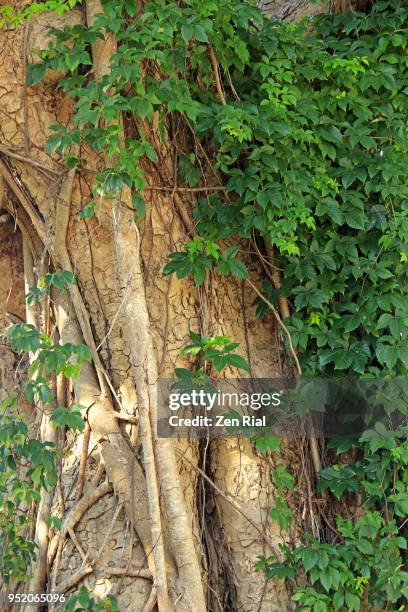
[{"x1": 1, "y1": 0, "x2": 408, "y2": 610}]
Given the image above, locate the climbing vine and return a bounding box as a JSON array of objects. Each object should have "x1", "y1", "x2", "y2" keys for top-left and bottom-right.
[
  {"x1": 0, "y1": 267, "x2": 122, "y2": 609},
  {"x1": 28, "y1": 0, "x2": 408, "y2": 373},
  {"x1": 0, "y1": 0, "x2": 80, "y2": 28},
  {"x1": 3, "y1": 0, "x2": 407, "y2": 609},
  {"x1": 0, "y1": 273, "x2": 91, "y2": 587}
]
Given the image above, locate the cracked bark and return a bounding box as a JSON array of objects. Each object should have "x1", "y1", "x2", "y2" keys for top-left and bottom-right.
[
  {"x1": 85, "y1": 2, "x2": 206, "y2": 608},
  {"x1": 0, "y1": 1, "x2": 326, "y2": 609}
]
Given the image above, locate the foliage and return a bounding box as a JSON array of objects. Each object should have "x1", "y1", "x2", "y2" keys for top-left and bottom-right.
[
  {"x1": 181, "y1": 330, "x2": 249, "y2": 371},
  {"x1": 25, "y1": 0, "x2": 408, "y2": 376},
  {"x1": 260, "y1": 432, "x2": 408, "y2": 610},
  {"x1": 61, "y1": 587, "x2": 118, "y2": 611},
  {"x1": 0, "y1": 395, "x2": 55, "y2": 583},
  {"x1": 6, "y1": 323, "x2": 91, "y2": 384},
  {"x1": 163, "y1": 241, "x2": 248, "y2": 285},
  {"x1": 0, "y1": 274, "x2": 90, "y2": 585},
  {"x1": 172, "y1": 332, "x2": 249, "y2": 398},
  {"x1": 0, "y1": 0, "x2": 80, "y2": 28},
  {"x1": 26, "y1": 270, "x2": 76, "y2": 304},
  {"x1": 52, "y1": 404, "x2": 85, "y2": 431},
  {"x1": 20, "y1": 0, "x2": 408, "y2": 608},
  {"x1": 276, "y1": 509, "x2": 407, "y2": 611}
]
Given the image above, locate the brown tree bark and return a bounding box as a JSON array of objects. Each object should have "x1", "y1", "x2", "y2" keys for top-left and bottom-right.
[{"x1": 0, "y1": 1, "x2": 328, "y2": 610}]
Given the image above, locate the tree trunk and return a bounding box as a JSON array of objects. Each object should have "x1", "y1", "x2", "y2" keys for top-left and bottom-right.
[{"x1": 0, "y1": 1, "x2": 326, "y2": 610}]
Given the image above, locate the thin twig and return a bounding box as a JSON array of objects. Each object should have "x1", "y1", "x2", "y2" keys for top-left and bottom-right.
[
  {"x1": 317, "y1": 505, "x2": 342, "y2": 541},
  {"x1": 145, "y1": 185, "x2": 226, "y2": 192},
  {"x1": 247, "y1": 277, "x2": 322, "y2": 474},
  {"x1": 208, "y1": 45, "x2": 227, "y2": 106},
  {"x1": 173, "y1": 191, "x2": 195, "y2": 236},
  {"x1": 0, "y1": 146, "x2": 62, "y2": 175},
  {"x1": 226, "y1": 68, "x2": 241, "y2": 102},
  {"x1": 246, "y1": 278, "x2": 302, "y2": 377},
  {"x1": 96, "y1": 287, "x2": 129, "y2": 351}
]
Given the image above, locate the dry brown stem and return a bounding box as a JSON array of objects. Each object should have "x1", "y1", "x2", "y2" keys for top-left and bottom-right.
[{"x1": 208, "y1": 45, "x2": 227, "y2": 106}]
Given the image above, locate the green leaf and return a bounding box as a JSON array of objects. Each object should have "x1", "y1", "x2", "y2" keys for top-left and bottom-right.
[
  {"x1": 51, "y1": 406, "x2": 85, "y2": 432},
  {"x1": 376, "y1": 343, "x2": 398, "y2": 369},
  {"x1": 344, "y1": 591, "x2": 361, "y2": 611},
  {"x1": 48, "y1": 270, "x2": 76, "y2": 290},
  {"x1": 302, "y1": 548, "x2": 319, "y2": 572},
  {"x1": 224, "y1": 353, "x2": 250, "y2": 371},
  {"x1": 333, "y1": 350, "x2": 353, "y2": 370},
  {"x1": 270, "y1": 497, "x2": 292, "y2": 531},
  {"x1": 47, "y1": 515, "x2": 62, "y2": 530},
  {"x1": 356, "y1": 538, "x2": 373, "y2": 554},
  {"x1": 319, "y1": 569, "x2": 332, "y2": 592},
  {"x1": 193, "y1": 25, "x2": 208, "y2": 43},
  {"x1": 30, "y1": 465, "x2": 43, "y2": 487},
  {"x1": 317, "y1": 550, "x2": 329, "y2": 570},
  {"x1": 321, "y1": 125, "x2": 343, "y2": 144},
  {"x1": 377, "y1": 313, "x2": 392, "y2": 330},
  {"x1": 345, "y1": 210, "x2": 366, "y2": 230},
  {"x1": 26, "y1": 62, "x2": 46, "y2": 85},
  {"x1": 132, "y1": 194, "x2": 146, "y2": 220},
  {"x1": 65, "y1": 54, "x2": 80, "y2": 71},
  {"x1": 193, "y1": 266, "x2": 206, "y2": 286},
  {"x1": 332, "y1": 590, "x2": 344, "y2": 610},
  {"x1": 343, "y1": 314, "x2": 362, "y2": 333},
  {"x1": 80, "y1": 203, "x2": 96, "y2": 219},
  {"x1": 46, "y1": 133, "x2": 63, "y2": 155},
  {"x1": 223, "y1": 245, "x2": 240, "y2": 259},
  {"x1": 212, "y1": 354, "x2": 229, "y2": 371},
  {"x1": 181, "y1": 24, "x2": 193, "y2": 42},
  {"x1": 255, "y1": 436, "x2": 280, "y2": 453},
  {"x1": 317, "y1": 198, "x2": 343, "y2": 225},
  {"x1": 273, "y1": 465, "x2": 295, "y2": 492},
  {"x1": 124, "y1": 0, "x2": 137, "y2": 16},
  {"x1": 178, "y1": 154, "x2": 199, "y2": 187},
  {"x1": 229, "y1": 259, "x2": 248, "y2": 279},
  {"x1": 133, "y1": 99, "x2": 153, "y2": 120}
]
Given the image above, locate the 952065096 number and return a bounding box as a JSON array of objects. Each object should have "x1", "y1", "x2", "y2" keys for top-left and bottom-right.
[{"x1": 4, "y1": 593, "x2": 66, "y2": 605}]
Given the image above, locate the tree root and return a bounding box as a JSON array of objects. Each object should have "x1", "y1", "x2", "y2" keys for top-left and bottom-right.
[
  {"x1": 49, "y1": 482, "x2": 112, "y2": 569},
  {"x1": 104, "y1": 567, "x2": 152, "y2": 580},
  {"x1": 56, "y1": 565, "x2": 93, "y2": 595},
  {"x1": 76, "y1": 422, "x2": 91, "y2": 500},
  {"x1": 85, "y1": 3, "x2": 206, "y2": 608},
  {"x1": 142, "y1": 586, "x2": 157, "y2": 612}
]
